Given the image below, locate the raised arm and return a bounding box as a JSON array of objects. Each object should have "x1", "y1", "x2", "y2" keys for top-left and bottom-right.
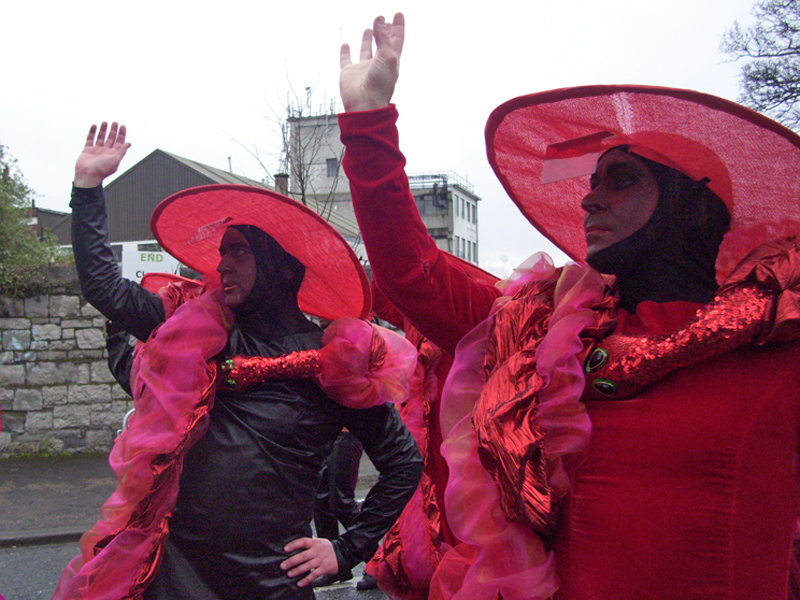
[
  {"x1": 74, "y1": 122, "x2": 131, "y2": 189},
  {"x1": 70, "y1": 123, "x2": 165, "y2": 341},
  {"x1": 339, "y1": 13, "x2": 405, "y2": 113},
  {"x1": 339, "y1": 15, "x2": 501, "y2": 355}
]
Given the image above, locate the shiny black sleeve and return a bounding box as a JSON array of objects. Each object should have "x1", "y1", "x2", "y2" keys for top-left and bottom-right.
[
  {"x1": 105, "y1": 320, "x2": 134, "y2": 396},
  {"x1": 331, "y1": 403, "x2": 423, "y2": 569},
  {"x1": 70, "y1": 185, "x2": 165, "y2": 341}
]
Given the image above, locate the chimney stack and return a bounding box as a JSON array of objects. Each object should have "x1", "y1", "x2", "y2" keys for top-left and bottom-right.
[{"x1": 274, "y1": 173, "x2": 289, "y2": 195}]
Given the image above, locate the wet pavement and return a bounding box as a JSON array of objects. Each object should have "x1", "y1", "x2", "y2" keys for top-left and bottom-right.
[{"x1": 0, "y1": 452, "x2": 385, "y2": 599}]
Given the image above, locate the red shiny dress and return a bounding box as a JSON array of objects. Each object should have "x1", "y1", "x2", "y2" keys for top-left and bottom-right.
[
  {"x1": 340, "y1": 105, "x2": 800, "y2": 599},
  {"x1": 556, "y1": 300, "x2": 800, "y2": 599}
]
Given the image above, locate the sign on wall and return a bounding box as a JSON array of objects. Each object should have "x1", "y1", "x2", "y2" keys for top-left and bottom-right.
[{"x1": 121, "y1": 251, "x2": 182, "y2": 283}]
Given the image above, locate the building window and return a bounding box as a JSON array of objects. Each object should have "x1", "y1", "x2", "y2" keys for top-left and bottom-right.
[
  {"x1": 461, "y1": 197, "x2": 465, "y2": 218},
  {"x1": 326, "y1": 158, "x2": 339, "y2": 178}
]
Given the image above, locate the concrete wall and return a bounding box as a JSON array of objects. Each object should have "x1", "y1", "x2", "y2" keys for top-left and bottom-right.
[{"x1": 0, "y1": 267, "x2": 132, "y2": 457}]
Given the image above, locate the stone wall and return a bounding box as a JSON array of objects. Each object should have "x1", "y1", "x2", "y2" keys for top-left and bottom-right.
[{"x1": 0, "y1": 267, "x2": 132, "y2": 457}]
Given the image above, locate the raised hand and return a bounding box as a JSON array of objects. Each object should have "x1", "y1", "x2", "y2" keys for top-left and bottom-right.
[
  {"x1": 74, "y1": 122, "x2": 131, "y2": 189},
  {"x1": 340, "y1": 13, "x2": 405, "y2": 112}
]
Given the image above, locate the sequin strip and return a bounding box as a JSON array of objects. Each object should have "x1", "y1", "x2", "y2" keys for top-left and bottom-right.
[
  {"x1": 584, "y1": 284, "x2": 771, "y2": 400},
  {"x1": 219, "y1": 350, "x2": 321, "y2": 392}
]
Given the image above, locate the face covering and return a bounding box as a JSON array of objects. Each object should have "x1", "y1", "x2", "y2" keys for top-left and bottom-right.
[
  {"x1": 228, "y1": 224, "x2": 306, "y2": 327},
  {"x1": 587, "y1": 150, "x2": 731, "y2": 312}
]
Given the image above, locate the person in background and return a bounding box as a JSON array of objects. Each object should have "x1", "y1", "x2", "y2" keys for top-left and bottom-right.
[{"x1": 312, "y1": 428, "x2": 364, "y2": 587}]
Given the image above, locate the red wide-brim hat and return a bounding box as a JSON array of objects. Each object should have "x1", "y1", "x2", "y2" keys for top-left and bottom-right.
[
  {"x1": 150, "y1": 184, "x2": 371, "y2": 320},
  {"x1": 486, "y1": 85, "x2": 800, "y2": 281}
]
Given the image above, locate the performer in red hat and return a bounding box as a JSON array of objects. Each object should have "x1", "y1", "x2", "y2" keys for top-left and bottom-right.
[
  {"x1": 54, "y1": 122, "x2": 423, "y2": 600},
  {"x1": 339, "y1": 13, "x2": 800, "y2": 600}
]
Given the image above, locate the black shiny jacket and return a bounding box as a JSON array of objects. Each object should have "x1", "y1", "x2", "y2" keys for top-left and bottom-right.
[{"x1": 71, "y1": 185, "x2": 423, "y2": 600}]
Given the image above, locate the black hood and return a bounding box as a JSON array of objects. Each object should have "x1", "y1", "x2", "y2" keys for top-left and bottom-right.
[
  {"x1": 229, "y1": 224, "x2": 308, "y2": 333},
  {"x1": 587, "y1": 150, "x2": 731, "y2": 312}
]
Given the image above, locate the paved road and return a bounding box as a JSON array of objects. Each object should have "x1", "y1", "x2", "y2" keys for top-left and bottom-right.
[
  {"x1": 0, "y1": 454, "x2": 385, "y2": 599},
  {"x1": 0, "y1": 542, "x2": 78, "y2": 599},
  {"x1": 0, "y1": 542, "x2": 387, "y2": 600}
]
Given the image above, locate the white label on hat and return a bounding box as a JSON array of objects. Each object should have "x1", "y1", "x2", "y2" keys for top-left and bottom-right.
[{"x1": 541, "y1": 131, "x2": 617, "y2": 184}]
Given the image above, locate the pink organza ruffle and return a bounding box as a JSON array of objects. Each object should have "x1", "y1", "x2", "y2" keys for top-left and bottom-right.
[
  {"x1": 396, "y1": 358, "x2": 439, "y2": 588},
  {"x1": 431, "y1": 255, "x2": 604, "y2": 600},
  {"x1": 366, "y1": 343, "x2": 448, "y2": 596},
  {"x1": 535, "y1": 262, "x2": 604, "y2": 496},
  {"x1": 52, "y1": 289, "x2": 232, "y2": 600},
  {"x1": 317, "y1": 318, "x2": 418, "y2": 408}
]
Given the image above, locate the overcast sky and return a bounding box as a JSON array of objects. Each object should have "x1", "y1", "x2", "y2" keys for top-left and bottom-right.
[{"x1": 2, "y1": 0, "x2": 759, "y2": 277}]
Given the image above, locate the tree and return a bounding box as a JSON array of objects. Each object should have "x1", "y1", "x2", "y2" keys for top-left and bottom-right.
[
  {"x1": 237, "y1": 84, "x2": 345, "y2": 220},
  {"x1": 235, "y1": 83, "x2": 366, "y2": 265},
  {"x1": 0, "y1": 144, "x2": 63, "y2": 297},
  {"x1": 722, "y1": 0, "x2": 800, "y2": 130}
]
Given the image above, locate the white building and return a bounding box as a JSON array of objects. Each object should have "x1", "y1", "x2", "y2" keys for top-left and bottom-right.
[{"x1": 286, "y1": 109, "x2": 482, "y2": 265}]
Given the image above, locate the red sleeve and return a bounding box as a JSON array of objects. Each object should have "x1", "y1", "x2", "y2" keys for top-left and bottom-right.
[
  {"x1": 370, "y1": 280, "x2": 407, "y2": 331},
  {"x1": 340, "y1": 106, "x2": 501, "y2": 355}
]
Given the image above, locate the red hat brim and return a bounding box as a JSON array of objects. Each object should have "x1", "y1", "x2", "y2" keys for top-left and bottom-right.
[
  {"x1": 150, "y1": 184, "x2": 370, "y2": 320},
  {"x1": 140, "y1": 272, "x2": 199, "y2": 294},
  {"x1": 486, "y1": 85, "x2": 800, "y2": 280}
]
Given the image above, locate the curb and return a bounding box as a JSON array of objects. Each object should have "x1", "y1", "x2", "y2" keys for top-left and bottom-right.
[
  {"x1": 0, "y1": 525, "x2": 90, "y2": 549},
  {"x1": 0, "y1": 480, "x2": 377, "y2": 550}
]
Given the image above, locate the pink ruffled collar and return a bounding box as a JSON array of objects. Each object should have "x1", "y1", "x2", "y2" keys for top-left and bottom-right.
[{"x1": 432, "y1": 254, "x2": 607, "y2": 600}]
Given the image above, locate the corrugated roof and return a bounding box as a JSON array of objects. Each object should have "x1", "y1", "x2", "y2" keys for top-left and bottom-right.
[
  {"x1": 163, "y1": 152, "x2": 273, "y2": 189},
  {"x1": 163, "y1": 151, "x2": 361, "y2": 239},
  {"x1": 37, "y1": 149, "x2": 362, "y2": 248}
]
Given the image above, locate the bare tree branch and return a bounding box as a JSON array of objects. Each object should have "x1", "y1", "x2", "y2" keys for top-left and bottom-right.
[{"x1": 722, "y1": 0, "x2": 800, "y2": 130}]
